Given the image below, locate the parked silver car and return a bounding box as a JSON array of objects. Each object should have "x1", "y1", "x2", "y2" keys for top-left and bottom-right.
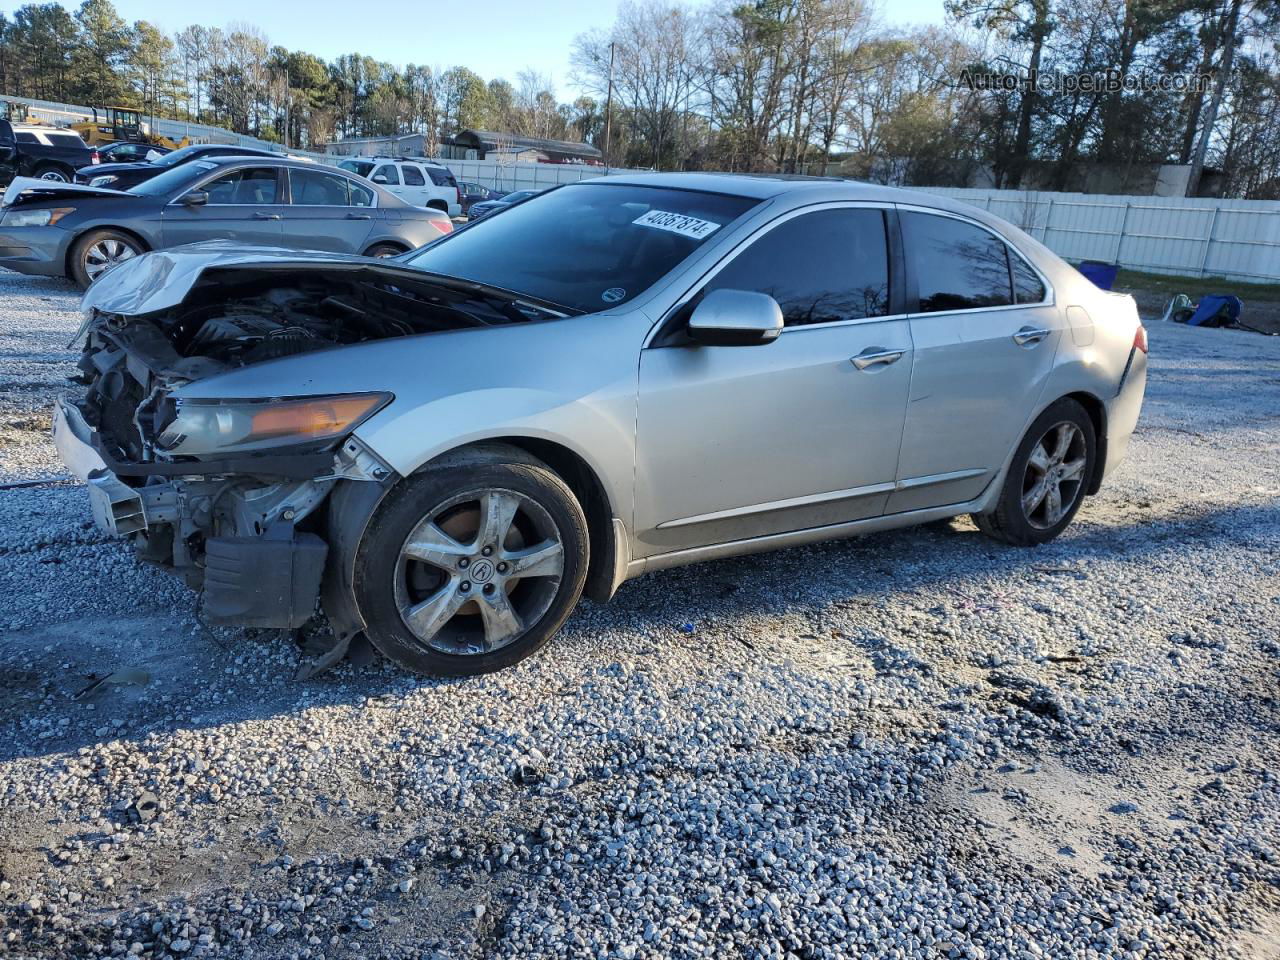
[{"x1": 53, "y1": 174, "x2": 1148, "y2": 675}]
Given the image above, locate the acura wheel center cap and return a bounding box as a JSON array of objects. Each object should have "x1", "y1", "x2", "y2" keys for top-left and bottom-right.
[{"x1": 470, "y1": 558, "x2": 495, "y2": 584}]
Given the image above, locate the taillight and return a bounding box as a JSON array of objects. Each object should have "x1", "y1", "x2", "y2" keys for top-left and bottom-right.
[
  {"x1": 1134, "y1": 325, "x2": 1148, "y2": 354},
  {"x1": 429, "y1": 219, "x2": 453, "y2": 236},
  {"x1": 91, "y1": 150, "x2": 100, "y2": 165}
]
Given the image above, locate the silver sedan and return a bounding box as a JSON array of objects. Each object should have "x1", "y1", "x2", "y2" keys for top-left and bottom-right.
[{"x1": 55, "y1": 174, "x2": 1147, "y2": 675}]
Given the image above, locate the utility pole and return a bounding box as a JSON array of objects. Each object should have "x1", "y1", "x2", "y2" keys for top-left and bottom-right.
[{"x1": 603, "y1": 41, "x2": 615, "y2": 169}]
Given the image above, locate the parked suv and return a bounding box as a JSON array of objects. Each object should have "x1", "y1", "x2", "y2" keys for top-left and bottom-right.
[
  {"x1": 338, "y1": 156, "x2": 461, "y2": 217},
  {"x1": 0, "y1": 120, "x2": 94, "y2": 184}
]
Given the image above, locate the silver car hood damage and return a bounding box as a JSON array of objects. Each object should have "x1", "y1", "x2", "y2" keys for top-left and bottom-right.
[{"x1": 80, "y1": 243, "x2": 400, "y2": 317}]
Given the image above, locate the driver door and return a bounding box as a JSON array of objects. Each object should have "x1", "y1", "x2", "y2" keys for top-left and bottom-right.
[
  {"x1": 162, "y1": 164, "x2": 285, "y2": 248},
  {"x1": 633, "y1": 206, "x2": 913, "y2": 556}
]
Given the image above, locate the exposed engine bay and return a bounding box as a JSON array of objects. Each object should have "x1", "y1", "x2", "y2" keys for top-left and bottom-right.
[{"x1": 64, "y1": 262, "x2": 561, "y2": 644}]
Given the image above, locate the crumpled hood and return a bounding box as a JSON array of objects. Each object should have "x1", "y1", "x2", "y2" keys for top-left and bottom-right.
[
  {"x1": 79, "y1": 242, "x2": 409, "y2": 316},
  {"x1": 2, "y1": 176, "x2": 134, "y2": 207}
]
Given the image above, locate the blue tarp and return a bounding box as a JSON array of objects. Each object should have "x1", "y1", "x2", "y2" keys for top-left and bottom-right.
[{"x1": 1186, "y1": 294, "x2": 1243, "y2": 327}]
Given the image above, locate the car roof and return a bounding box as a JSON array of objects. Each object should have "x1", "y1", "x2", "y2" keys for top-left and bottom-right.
[
  {"x1": 199, "y1": 154, "x2": 331, "y2": 170},
  {"x1": 579, "y1": 171, "x2": 1010, "y2": 223}
]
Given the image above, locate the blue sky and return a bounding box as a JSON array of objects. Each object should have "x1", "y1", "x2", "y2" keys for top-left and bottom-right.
[{"x1": 3, "y1": 0, "x2": 947, "y2": 96}]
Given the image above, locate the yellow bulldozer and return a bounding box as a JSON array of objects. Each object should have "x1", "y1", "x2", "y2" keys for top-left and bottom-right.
[{"x1": 70, "y1": 106, "x2": 190, "y2": 150}]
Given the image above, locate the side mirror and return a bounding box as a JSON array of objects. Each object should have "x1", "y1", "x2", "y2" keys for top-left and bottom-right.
[
  {"x1": 371, "y1": 175, "x2": 388, "y2": 184},
  {"x1": 687, "y1": 289, "x2": 784, "y2": 346},
  {"x1": 183, "y1": 190, "x2": 209, "y2": 206}
]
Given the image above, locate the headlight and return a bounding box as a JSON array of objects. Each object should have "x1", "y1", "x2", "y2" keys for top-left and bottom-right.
[
  {"x1": 88, "y1": 175, "x2": 118, "y2": 187},
  {"x1": 156, "y1": 393, "x2": 392, "y2": 457},
  {"x1": 0, "y1": 206, "x2": 75, "y2": 227}
]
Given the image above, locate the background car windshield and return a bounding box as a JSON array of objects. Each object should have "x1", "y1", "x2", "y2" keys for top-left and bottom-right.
[
  {"x1": 407, "y1": 184, "x2": 758, "y2": 312},
  {"x1": 151, "y1": 145, "x2": 209, "y2": 167},
  {"x1": 129, "y1": 161, "x2": 216, "y2": 197}
]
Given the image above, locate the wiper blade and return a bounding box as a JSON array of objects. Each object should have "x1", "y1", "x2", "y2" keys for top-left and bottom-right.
[{"x1": 406, "y1": 269, "x2": 580, "y2": 318}]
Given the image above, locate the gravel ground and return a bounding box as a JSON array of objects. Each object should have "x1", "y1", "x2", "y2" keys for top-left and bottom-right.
[{"x1": 0, "y1": 269, "x2": 1278, "y2": 960}]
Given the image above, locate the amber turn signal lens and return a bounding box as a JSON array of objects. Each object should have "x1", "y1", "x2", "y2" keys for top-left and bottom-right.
[{"x1": 248, "y1": 394, "x2": 387, "y2": 441}]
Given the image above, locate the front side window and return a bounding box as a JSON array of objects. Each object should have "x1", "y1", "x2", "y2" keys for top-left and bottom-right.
[
  {"x1": 902, "y1": 211, "x2": 1013, "y2": 312},
  {"x1": 200, "y1": 167, "x2": 280, "y2": 205},
  {"x1": 401, "y1": 165, "x2": 426, "y2": 186},
  {"x1": 373, "y1": 164, "x2": 399, "y2": 185},
  {"x1": 701, "y1": 208, "x2": 890, "y2": 326},
  {"x1": 339, "y1": 159, "x2": 374, "y2": 178},
  {"x1": 407, "y1": 182, "x2": 758, "y2": 313},
  {"x1": 290, "y1": 168, "x2": 351, "y2": 206}
]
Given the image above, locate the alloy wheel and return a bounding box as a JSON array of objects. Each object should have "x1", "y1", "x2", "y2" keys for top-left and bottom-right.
[
  {"x1": 1020, "y1": 421, "x2": 1087, "y2": 529},
  {"x1": 83, "y1": 238, "x2": 138, "y2": 280},
  {"x1": 38, "y1": 169, "x2": 68, "y2": 182},
  {"x1": 393, "y1": 488, "x2": 565, "y2": 655}
]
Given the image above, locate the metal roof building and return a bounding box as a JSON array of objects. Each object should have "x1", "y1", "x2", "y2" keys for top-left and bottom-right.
[{"x1": 443, "y1": 130, "x2": 602, "y2": 165}]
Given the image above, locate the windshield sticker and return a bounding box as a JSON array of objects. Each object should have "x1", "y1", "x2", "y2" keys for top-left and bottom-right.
[
  {"x1": 632, "y1": 210, "x2": 721, "y2": 240},
  {"x1": 601, "y1": 287, "x2": 626, "y2": 303}
]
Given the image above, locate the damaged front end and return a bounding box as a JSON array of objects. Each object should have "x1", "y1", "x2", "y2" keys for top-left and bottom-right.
[{"x1": 56, "y1": 250, "x2": 552, "y2": 640}]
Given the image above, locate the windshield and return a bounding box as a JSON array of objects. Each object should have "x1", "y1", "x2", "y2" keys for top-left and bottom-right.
[
  {"x1": 406, "y1": 183, "x2": 758, "y2": 313},
  {"x1": 339, "y1": 159, "x2": 374, "y2": 177},
  {"x1": 152, "y1": 145, "x2": 215, "y2": 167},
  {"x1": 129, "y1": 160, "x2": 217, "y2": 197}
]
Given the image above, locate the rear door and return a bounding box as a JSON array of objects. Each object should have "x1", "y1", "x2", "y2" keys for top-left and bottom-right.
[
  {"x1": 162, "y1": 164, "x2": 285, "y2": 247},
  {"x1": 397, "y1": 163, "x2": 434, "y2": 207},
  {"x1": 279, "y1": 167, "x2": 377, "y2": 253},
  {"x1": 886, "y1": 207, "x2": 1062, "y2": 513}
]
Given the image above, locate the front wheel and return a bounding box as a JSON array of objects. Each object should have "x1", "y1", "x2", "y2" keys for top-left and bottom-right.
[
  {"x1": 353, "y1": 458, "x2": 589, "y2": 675},
  {"x1": 69, "y1": 229, "x2": 143, "y2": 288},
  {"x1": 973, "y1": 398, "x2": 1096, "y2": 546}
]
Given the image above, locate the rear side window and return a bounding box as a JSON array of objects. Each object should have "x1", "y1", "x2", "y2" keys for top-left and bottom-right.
[
  {"x1": 1011, "y1": 251, "x2": 1046, "y2": 303},
  {"x1": 702, "y1": 208, "x2": 890, "y2": 327},
  {"x1": 290, "y1": 168, "x2": 351, "y2": 205},
  {"x1": 401, "y1": 165, "x2": 426, "y2": 186},
  {"x1": 427, "y1": 167, "x2": 456, "y2": 187},
  {"x1": 348, "y1": 180, "x2": 374, "y2": 207},
  {"x1": 903, "y1": 211, "x2": 1012, "y2": 312},
  {"x1": 49, "y1": 133, "x2": 85, "y2": 147}
]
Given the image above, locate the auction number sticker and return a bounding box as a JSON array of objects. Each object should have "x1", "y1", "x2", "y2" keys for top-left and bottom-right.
[{"x1": 632, "y1": 210, "x2": 722, "y2": 240}]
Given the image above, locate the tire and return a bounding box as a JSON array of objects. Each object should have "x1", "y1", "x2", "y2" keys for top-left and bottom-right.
[
  {"x1": 363, "y1": 243, "x2": 405, "y2": 259},
  {"x1": 353, "y1": 459, "x2": 589, "y2": 676},
  {"x1": 33, "y1": 163, "x2": 70, "y2": 183},
  {"x1": 427, "y1": 200, "x2": 448, "y2": 213},
  {"x1": 972, "y1": 397, "x2": 1096, "y2": 546},
  {"x1": 69, "y1": 229, "x2": 143, "y2": 288}
]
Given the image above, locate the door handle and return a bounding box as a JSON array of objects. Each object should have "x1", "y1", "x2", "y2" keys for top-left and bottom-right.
[
  {"x1": 253, "y1": 212, "x2": 281, "y2": 220},
  {"x1": 346, "y1": 213, "x2": 371, "y2": 220},
  {"x1": 1013, "y1": 325, "x2": 1051, "y2": 346},
  {"x1": 851, "y1": 347, "x2": 904, "y2": 370}
]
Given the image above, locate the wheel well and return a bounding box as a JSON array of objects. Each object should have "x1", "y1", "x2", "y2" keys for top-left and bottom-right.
[
  {"x1": 426, "y1": 200, "x2": 448, "y2": 212},
  {"x1": 420, "y1": 438, "x2": 620, "y2": 604},
  {"x1": 33, "y1": 160, "x2": 72, "y2": 175},
  {"x1": 363, "y1": 240, "x2": 408, "y2": 256},
  {"x1": 1065, "y1": 391, "x2": 1107, "y2": 494},
  {"x1": 64, "y1": 229, "x2": 149, "y2": 277}
]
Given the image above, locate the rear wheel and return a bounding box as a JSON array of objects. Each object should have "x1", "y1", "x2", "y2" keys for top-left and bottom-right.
[
  {"x1": 973, "y1": 398, "x2": 1096, "y2": 546},
  {"x1": 363, "y1": 242, "x2": 405, "y2": 259},
  {"x1": 354, "y1": 458, "x2": 589, "y2": 675},
  {"x1": 33, "y1": 163, "x2": 69, "y2": 182},
  {"x1": 69, "y1": 229, "x2": 143, "y2": 288}
]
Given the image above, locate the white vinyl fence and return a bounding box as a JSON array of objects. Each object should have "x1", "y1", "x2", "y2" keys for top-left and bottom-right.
[
  {"x1": 916, "y1": 187, "x2": 1280, "y2": 284},
  {"x1": 443, "y1": 158, "x2": 645, "y2": 192}
]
